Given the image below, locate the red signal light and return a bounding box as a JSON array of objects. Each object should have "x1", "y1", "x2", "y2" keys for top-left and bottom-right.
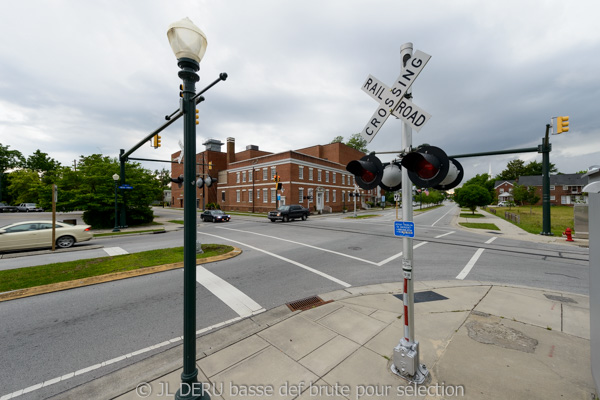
[{"x1": 416, "y1": 158, "x2": 438, "y2": 179}]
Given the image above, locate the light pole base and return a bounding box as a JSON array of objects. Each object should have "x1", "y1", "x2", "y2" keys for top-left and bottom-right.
[{"x1": 391, "y1": 339, "x2": 430, "y2": 384}]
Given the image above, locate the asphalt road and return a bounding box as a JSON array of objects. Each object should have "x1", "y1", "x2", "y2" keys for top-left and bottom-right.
[{"x1": 0, "y1": 204, "x2": 589, "y2": 399}]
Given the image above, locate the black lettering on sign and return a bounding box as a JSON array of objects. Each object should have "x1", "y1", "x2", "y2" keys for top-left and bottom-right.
[
  {"x1": 363, "y1": 77, "x2": 373, "y2": 90},
  {"x1": 400, "y1": 69, "x2": 415, "y2": 85},
  {"x1": 384, "y1": 98, "x2": 395, "y2": 108},
  {"x1": 390, "y1": 87, "x2": 404, "y2": 98},
  {"x1": 368, "y1": 82, "x2": 385, "y2": 100},
  {"x1": 377, "y1": 108, "x2": 387, "y2": 118},
  {"x1": 411, "y1": 57, "x2": 423, "y2": 68},
  {"x1": 415, "y1": 114, "x2": 426, "y2": 126},
  {"x1": 396, "y1": 100, "x2": 407, "y2": 114},
  {"x1": 365, "y1": 127, "x2": 374, "y2": 136}
]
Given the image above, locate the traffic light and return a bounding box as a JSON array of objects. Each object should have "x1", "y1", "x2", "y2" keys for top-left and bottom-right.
[
  {"x1": 276, "y1": 182, "x2": 282, "y2": 190},
  {"x1": 195, "y1": 109, "x2": 199, "y2": 125},
  {"x1": 196, "y1": 176, "x2": 216, "y2": 188},
  {"x1": 179, "y1": 84, "x2": 184, "y2": 98},
  {"x1": 346, "y1": 154, "x2": 383, "y2": 190},
  {"x1": 401, "y1": 145, "x2": 463, "y2": 190},
  {"x1": 380, "y1": 162, "x2": 403, "y2": 192},
  {"x1": 170, "y1": 174, "x2": 184, "y2": 188},
  {"x1": 152, "y1": 134, "x2": 161, "y2": 148},
  {"x1": 556, "y1": 116, "x2": 569, "y2": 134}
]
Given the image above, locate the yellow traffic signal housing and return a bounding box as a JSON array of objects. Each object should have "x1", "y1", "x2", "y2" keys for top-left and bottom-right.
[
  {"x1": 179, "y1": 84, "x2": 184, "y2": 98},
  {"x1": 195, "y1": 109, "x2": 199, "y2": 125},
  {"x1": 276, "y1": 182, "x2": 282, "y2": 190},
  {"x1": 152, "y1": 134, "x2": 161, "y2": 148},
  {"x1": 557, "y1": 116, "x2": 569, "y2": 134}
]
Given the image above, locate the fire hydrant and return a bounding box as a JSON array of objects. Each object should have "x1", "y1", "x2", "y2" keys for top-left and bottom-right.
[{"x1": 563, "y1": 227, "x2": 574, "y2": 242}]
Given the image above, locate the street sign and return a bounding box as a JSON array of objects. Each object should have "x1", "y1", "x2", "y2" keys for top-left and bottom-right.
[
  {"x1": 394, "y1": 193, "x2": 401, "y2": 202},
  {"x1": 394, "y1": 221, "x2": 415, "y2": 238},
  {"x1": 360, "y1": 50, "x2": 431, "y2": 143},
  {"x1": 119, "y1": 184, "x2": 133, "y2": 190},
  {"x1": 361, "y1": 75, "x2": 431, "y2": 132}
]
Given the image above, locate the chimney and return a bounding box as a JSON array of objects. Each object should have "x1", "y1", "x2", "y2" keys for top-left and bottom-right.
[{"x1": 227, "y1": 137, "x2": 235, "y2": 164}]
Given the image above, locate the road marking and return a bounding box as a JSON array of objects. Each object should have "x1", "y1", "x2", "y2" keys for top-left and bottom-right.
[
  {"x1": 375, "y1": 241, "x2": 428, "y2": 266},
  {"x1": 431, "y1": 207, "x2": 456, "y2": 227},
  {"x1": 435, "y1": 231, "x2": 455, "y2": 239},
  {"x1": 485, "y1": 237, "x2": 497, "y2": 244},
  {"x1": 199, "y1": 231, "x2": 351, "y2": 287},
  {"x1": 104, "y1": 247, "x2": 129, "y2": 256},
  {"x1": 456, "y1": 248, "x2": 485, "y2": 280},
  {"x1": 0, "y1": 314, "x2": 256, "y2": 400},
  {"x1": 195, "y1": 265, "x2": 265, "y2": 318},
  {"x1": 216, "y1": 226, "x2": 379, "y2": 265}
]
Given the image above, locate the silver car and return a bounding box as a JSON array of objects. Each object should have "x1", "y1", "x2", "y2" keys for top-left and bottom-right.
[{"x1": 0, "y1": 221, "x2": 93, "y2": 252}]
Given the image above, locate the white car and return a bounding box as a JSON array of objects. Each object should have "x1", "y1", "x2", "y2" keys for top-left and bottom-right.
[{"x1": 0, "y1": 221, "x2": 93, "y2": 252}]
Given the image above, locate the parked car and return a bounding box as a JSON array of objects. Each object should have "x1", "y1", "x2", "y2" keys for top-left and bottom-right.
[
  {"x1": 200, "y1": 209, "x2": 231, "y2": 223},
  {"x1": 268, "y1": 204, "x2": 310, "y2": 222},
  {"x1": 0, "y1": 202, "x2": 18, "y2": 213},
  {"x1": 17, "y1": 203, "x2": 44, "y2": 212},
  {"x1": 0, "y1": 221, "x2": 93, "y2": 252},
  {"x1": 497, "y1": 201, "x2": 509, "y2": 207}
]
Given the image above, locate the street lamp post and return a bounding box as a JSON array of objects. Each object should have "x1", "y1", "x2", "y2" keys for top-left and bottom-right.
[
  {"x1": 167, "y1": 17, "x2": 210, "y2": 400},
  {"x1": 112, "y1": 174, "x2": 120, "y2": 232}
]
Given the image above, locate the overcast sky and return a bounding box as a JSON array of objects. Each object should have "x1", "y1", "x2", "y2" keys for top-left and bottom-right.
[{"x1": 1, "y1": 0, "x2": 599, "y2": 182}]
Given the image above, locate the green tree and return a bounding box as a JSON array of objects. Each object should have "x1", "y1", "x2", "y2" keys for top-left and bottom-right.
[
  {"x1": 513, "y1": 184, "x2": 540, "y2": 213},
  {"x1": 495, "y1": 159, "x2": 526, "y2": 181},
  {"x1": 7, "y1": 169, "x2": 42, "y2": 204},
  {"x1": 0, "y1": 143, "x2": 25, "y2": 202},
  {"x1": 523, "y1": 160, "x2": 557, "y2": 176},
  {"x1": 330, "y1": 134, "x2": 368, "y2": 153},
  {"x1": 26, "y1": 150, "x2": 61, "y2": 175},
  {"x1": 454, "y1": 184, "x2": 492, "y2": 214},
  {"x1": 463, "y1": 173, "x2": 495, "y2": 202}
]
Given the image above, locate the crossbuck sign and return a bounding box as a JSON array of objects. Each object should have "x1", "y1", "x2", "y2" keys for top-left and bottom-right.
[{"x1": 360, "y1": 50, "x2": 432, "y2": 143}]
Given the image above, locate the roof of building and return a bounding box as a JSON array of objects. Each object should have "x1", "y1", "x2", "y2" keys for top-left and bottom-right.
[{"x1": 494, "y1": 180, "x2": 515, "y2": 189}]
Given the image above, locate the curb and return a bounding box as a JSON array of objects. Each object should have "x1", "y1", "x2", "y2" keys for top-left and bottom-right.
[{"x1": 0, "y1": 247, "x2": 243, "y2": 303}]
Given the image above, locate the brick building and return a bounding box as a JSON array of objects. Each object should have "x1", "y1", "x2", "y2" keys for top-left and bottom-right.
[
  {"x1": 171, "y1": 138, "x2": 376, "y2": 213},
  {"x1": 494, "y1": 173, "x2": 589, "y2": 206}
]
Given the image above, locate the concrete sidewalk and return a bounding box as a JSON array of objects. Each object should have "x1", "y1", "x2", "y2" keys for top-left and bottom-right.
[{"x1": 55, "y1": 281, "x2": 596, "y2": 400}]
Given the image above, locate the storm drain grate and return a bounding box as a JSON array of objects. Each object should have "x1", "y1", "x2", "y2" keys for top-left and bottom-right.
[{"x1": 286, "y1": 296, "x2": 332, "y2": 311}]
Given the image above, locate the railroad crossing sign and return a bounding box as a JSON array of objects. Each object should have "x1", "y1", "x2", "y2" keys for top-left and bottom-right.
[{"x1": 360, "y1": 50, "x2": 432, "y2": 143}]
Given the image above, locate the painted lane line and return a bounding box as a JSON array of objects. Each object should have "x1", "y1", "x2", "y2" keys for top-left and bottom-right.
[
  {"x1": 485, "y1": 237, "x2": 497, "y2": 244},
  {"x1": 199, "y1": 231, "x2": 351, "y2": 288},
  {"x1": 430, "y1": 207, "x2": 456, "y2": 227},
  {"x1": 434, "y1": 231, "x2": 455, "y2": 239},
  {"x1": 103, "y1": 247, "x2": 129, "y2": 256},
  {"x1": 0, "y1": 314, "x2": 256, "y2": 400},
  {"x1": 196, "y1": 265, "x2": 265, "y2": 318},
  {"x1": 456, "y1": 248, "x2": 485, "y2": 280},
  {"x1": 216, "y1": 226, "x2": 379, "y2": 265},
  {"x1": 375, "y1": 241, "x2": 428, "y2": 266}
]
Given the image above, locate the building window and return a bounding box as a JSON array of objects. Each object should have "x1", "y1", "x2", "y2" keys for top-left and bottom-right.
[
  {"x1": 325, "y1": 171, "x2": 329, "y2": 182},
  {"x1": 263, "y1": 188, "x2": 268, "y2": 202},
  {"x1": 271, "y1": 189, "x2": 276, "y2": 203},
  {"x1": 342, "y1": 174, "x2": 345, "y2": 185},
  {"x1": 236, "y1": 172, "x2": 240, "y2": 183},
  {"x1": 257, "y1": 188, "x2": 260, "y2": 200},
  {"x1": 309, "y1": 168, "x2": 313, "y2": 181},
  {"x1": 236, "y1": 190, "x2": 240, "y2": 202},
  {"x1": 308, "y1": 188, "x2": 313, "y2": 201},
  {"x1": 318, "y1": 169, "x2": 322, "y2": 182},
  {"x1": 271, "y1": 167, "x2": 276, "y2": 180},
  {"x1": 221, "y1": 191, "x2": 225, "y2": 202},
  {"x1": 299, "y1": 188, "x2": 304, "y2": 203},
  {"x1": 326, "y1": 190, "x2": 330, "y2": 202},
  {"x1": 263, "y1": 168, "x2": 267, "y2": 181},
  {"x1": 333, "y1": 190, "x2": 336, "y2": 203},
  {"x1": 550, "y1": 195, "x2": 555, "y2": 201},
  {"x1": 550, "y1": 185, "x2": 555, "y2": 191},
  {"x1": 342, "y1": 191, "x2": 345, "y2": 202},
  {"x1": 242, "y1": 171, "x2": 246, "y2": 182},
  {"x1": 333, "y1": 172, "x2": 336, "y2": 184},
  {"x1": 299, "y1": 166, "x2": 304, "y2": 180},
  {"x1": 249, "y1": 170, "x2": 253, "y2": 182},
  {"x1": 500, "y1": 189, "x2": 504, "y2": 194},
  {"x1": 249, "y1": 189, "x2": 253, "y2": 202}
]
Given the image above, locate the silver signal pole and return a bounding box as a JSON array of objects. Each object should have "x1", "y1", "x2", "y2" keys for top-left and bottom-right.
[{"x1": 391, "y1": 42, "x2": 429, "y2": 384}]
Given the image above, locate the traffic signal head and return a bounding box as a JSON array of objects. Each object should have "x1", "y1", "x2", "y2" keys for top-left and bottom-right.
[
  {"x1": 401, "y1": 145, "x2": 463, "y2": 190},
  {"x1": 346, "y1": 154, "x2": 383, "y2": 190},
  {"x1": 152, "y1": 134, "x2": 161, "y2": 148},
  {"x1": 195, "y1": 109, "x2": 199, "y2": 125},
  {"x1": 557, "y1": 116, "x2": 569, "y2": 134},
  {"x1": 380, "y1": 162, "x2": 402, "y2": 192},
  {"x1": 276, "y1": 182, "x2": 282, "y2": 190},
  {"x1": 196, "y1": 176, "x2": 215, "y2": 188}
]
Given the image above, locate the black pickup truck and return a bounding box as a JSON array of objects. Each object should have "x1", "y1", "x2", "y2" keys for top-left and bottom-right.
[
  {"x1": 268, "y1": 204, "x2": 310, "y2": 222},
  {"x1": 0, "y1": 202, "x2": 18, "y2": 213}
]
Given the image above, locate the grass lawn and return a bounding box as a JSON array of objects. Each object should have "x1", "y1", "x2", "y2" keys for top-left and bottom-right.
[
  {"x1": 459, "y1": 222, "x2": 500, "y2": 230},
  {"x1": 487, "y1": 205, "x2": 573, "y2": 236},
  {"x1": 0, "y1": 244, "x2": 234, "y2": 293},
  {"x1": 459, "y1": 213, "x2": 484, "y2": 218}
]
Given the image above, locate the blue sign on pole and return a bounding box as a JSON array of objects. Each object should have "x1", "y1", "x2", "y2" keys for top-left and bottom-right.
[
  {"x1": 118, "y1": 184, "x2": 133, "y2": 190},
  {"x1": 394, "y1": 221, "x2": 415, "y2": 238}
]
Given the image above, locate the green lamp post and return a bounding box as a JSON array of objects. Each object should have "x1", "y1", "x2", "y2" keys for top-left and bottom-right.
[
  {"x1": 112, "y1": 173, "x2": 120, "y2": 232},
  {"x1": 167, "y1": 17, "x2": 210, "y2": 400}
]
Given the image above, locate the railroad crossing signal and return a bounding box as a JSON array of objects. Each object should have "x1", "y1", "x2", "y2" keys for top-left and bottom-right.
[
  {"x1": 360, "y1": 50, "x2": 432, "y2": 143},
  {"x1": 401, "y1": 145, "x2": 464, "y2": 190}
]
